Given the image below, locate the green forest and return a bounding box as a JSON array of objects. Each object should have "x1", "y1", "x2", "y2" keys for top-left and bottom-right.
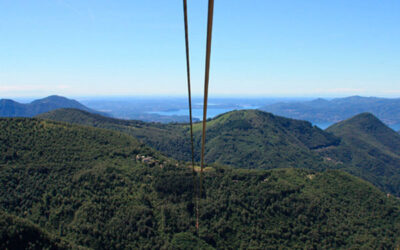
[
  {"x1": 39, "y1": 108, "x2": 400, "y2": 196},
  {"x1": 1, "y1": 117, "x2": 400, "y2": 249},
  {"x1": 37, "y1": 108, "x2": 339, "y2": 169}
]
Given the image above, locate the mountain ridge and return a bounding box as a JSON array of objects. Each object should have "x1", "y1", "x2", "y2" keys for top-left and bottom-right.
[
  {"x1": 1, "y1": 117, "x2": 399, "y2": 248},
  {"x1": 38, "y1": 108, "x2": 340, "y2": 170},
  {"x1": 0, "y1": 95, "x2": 108, "y2": 117},
  {"x1": 319, "y1": 112, "x2": 400, "y2": 195},
  {"x1": 327, "y1": 112, "x2": 400, "y2": 154},
  {"x1": 38, "y1": 108, "x2": 400, "y2": 196},
  {"x1": 261, "y1": 96, "x2": 400, "y2": 129}
]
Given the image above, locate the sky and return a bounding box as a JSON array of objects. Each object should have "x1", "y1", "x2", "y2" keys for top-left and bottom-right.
[{"x1": 1, "y1": 0, "x2": 400, "y2": 98}]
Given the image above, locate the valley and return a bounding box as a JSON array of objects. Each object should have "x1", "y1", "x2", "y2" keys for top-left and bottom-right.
[
  {"x1": 1, "y1": 117, "x2": 399, "y2": 248},
  {"x1": 2, "y1": 0, "x2": 400, "y2": 248},
  {"x1": 38, "y1": 108, "x2": 400, "y2": 197}
]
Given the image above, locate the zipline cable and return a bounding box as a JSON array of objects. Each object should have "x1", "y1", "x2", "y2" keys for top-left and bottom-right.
[
  {"x1": 182, "y1": 0, "x2": 199, "y2": 234},
  {"x1": 199, "y1": 0, "x2": 215, "y2": 225}
]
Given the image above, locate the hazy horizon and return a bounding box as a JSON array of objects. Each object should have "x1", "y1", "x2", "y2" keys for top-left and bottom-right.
[
  {"x1": 4, "y1": 93, "x2": 400, "y2": 100},
  {"x1": 1, "y1": 1, "x2": 400, "y2": 98}
]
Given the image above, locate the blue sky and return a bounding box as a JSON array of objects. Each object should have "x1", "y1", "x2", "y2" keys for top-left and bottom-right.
[{"x1": 1, "y1": 0, "x2": 400, "y2": 98}]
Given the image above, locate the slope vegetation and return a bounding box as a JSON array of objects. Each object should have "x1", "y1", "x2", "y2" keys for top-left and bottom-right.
[
  {"x1": 1, "y1": 118, "x2": 400, "y2": 248},
  {"x1": 0, "y1": 210, "x2": 80, "y2": 250},
  {"x1": 38, "y1": 109, "x2": 339, "y2": 170},
  {"x1": 319, "y1": 113, "x2": 400, "y2": 196},
  {"x1": 192, "y1": 110, "x2": 339, "y2": 169},
  {"x1": 37, "y1": 108, "x2": 193, "y2": 160},
  {"x1": 38, "y1": 109, "x2": 400, "y2": 196}
]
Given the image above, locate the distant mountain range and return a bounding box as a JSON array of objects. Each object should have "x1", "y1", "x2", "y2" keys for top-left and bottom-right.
[
  {"x1": 39, "y1": 108, "x2": 400, "y2": 196},
  {"x1": 5, "y1": 95, "x2": 400, "y2": 126},
  {"x1": 0, "y1": 95, "x2": 108, "y2": 117},
  {"x1": 0, "y1": 95, "x2": 199, "y2": 123},
  {"x1": 261, "y1": 96, "x2": 400, "y2": 129}
]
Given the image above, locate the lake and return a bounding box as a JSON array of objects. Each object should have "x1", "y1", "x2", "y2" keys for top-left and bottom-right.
[
  {"x1": 149, "y1": 107, "x2": 338, "y2": 129},
  {"x1": 148, "y1": 106, "x2": 259, "y2": 120}
]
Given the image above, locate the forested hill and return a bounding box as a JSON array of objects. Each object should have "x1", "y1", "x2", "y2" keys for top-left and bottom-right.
[
  {"x1": 37, "y1": 108, "x2": 194, "y2": 161},
  {"x1": 1, "y1": 117, "x2": 400, "y2": 248},
  {"x1": 38, "y1": 108, "x2": 340, "y2": 170},
  {"x1": 190, "y1": 109, "x2": 339, "y2": 169},
  {"x1": 0, "y1": 95, "x2": 107, "y2": 117},
  {"x1": 261, "y1": 96, "x2": 400, "y2": 129},
  {"x1": 39, "y1": 108, "x2": 400, "y2": 197},
  {"x1": 318, "y1": 113, "x2": 400, "y2": 196},
  {"x1": 0, "y1": 210, "x2": 81, "y2": 250},
  {"x1": 327, "y1": 112, "x2": 400, "y2": 153}
]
